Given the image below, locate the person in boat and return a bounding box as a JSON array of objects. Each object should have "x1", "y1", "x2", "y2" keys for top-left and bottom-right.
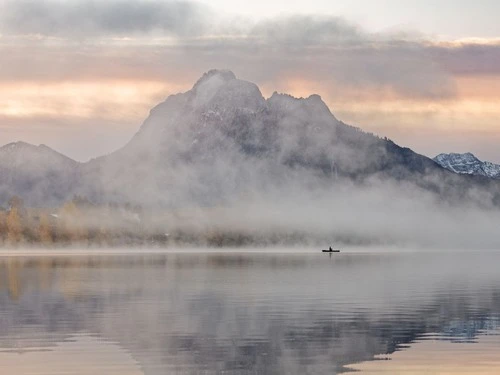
[{"x1": 329, "y1": 246, "x2": 333, "y2": 251}]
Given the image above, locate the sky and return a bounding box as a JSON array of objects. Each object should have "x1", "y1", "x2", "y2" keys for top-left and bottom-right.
[{"x1": 1, "y1": 0, "x2": 500, "y2": 162}]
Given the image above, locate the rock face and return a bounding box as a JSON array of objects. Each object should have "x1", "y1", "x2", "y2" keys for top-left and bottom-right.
[
  {"x1": 0, "y1": 70, "x2": 499, "y2": 208},
  {"x1": 434, "y1": 153, "x2": 500, "y2": 179}
]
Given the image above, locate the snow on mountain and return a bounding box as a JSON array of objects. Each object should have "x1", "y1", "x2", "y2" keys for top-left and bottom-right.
[{"x1": 434, "y1": 153, "x2": 500, "y2": 179}]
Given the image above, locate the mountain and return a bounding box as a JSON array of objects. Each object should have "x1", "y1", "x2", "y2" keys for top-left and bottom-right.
[
  {"x1": 77, "y1": 70, "x2": 445, "y2": 206},
  {"x1": 434, "y1": 153, "x2": 500, "y2": 179},
  {"x1": 0, "y1": 142, "x2": 79, "y2": 207},
  {"x1": 80, "y1": 69, "x2": 500, "y2": 208},
  {"x1": 1, "y1": 70, "x2": 500, "y2": 209}
]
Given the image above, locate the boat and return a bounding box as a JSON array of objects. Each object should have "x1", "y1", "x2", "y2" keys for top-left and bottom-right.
[{"x1": 322, "y1": 248, "x2": 340, "y2": 253}]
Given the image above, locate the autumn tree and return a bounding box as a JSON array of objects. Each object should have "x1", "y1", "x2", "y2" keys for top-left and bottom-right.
[
  {"x1": 8, "y1": 196, "x2": 26, "y2": 217},
  {"x1": 7, "y1": 207, "x2": 22, "y2": 245},
  {"x1": 38, "y1": 213, "x2": 53, "y2": 246},
  {"x1": 8, "y1": 196, "x2": 23, "y2": 210},
  {"x1": 0, "y1": 211, "x2": 7, "y2": 245},
  {"x1": 59, "y1": 200, "x2": 88, "y2": 245}
]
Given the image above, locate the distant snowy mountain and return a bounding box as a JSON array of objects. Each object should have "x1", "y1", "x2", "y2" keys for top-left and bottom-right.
[{"x1": 434, "y1": 153, "x2": 500, "y2": 179}]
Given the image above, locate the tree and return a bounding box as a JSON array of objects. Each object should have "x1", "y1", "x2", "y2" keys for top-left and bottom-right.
[
  {"x1": 8, "y1": 196, "x2": 26, "y2": 218},
  {"x1": 0, "y1": 211, "x2": 7, "y2": 244},
  {"x1": 7, "y1": 207, "x2": 22, "y2": 245},
  {"x1": 38, "y1": 213, "x2": 53, "y2": 246},
  {"x1": 60, "y1": 200, "x2": 88, "y2": 245},
  {"x1": 8, "y1": 196, "x2": 24, "y2": 210}
]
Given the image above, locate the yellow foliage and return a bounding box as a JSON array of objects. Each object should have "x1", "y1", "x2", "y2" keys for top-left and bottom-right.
[
  {"x1": 0, "y1": 211, "x2": 7, "y2": 243},
  {"x1": 38, "y1": 213, "x2": 53, "y2": 245},
  {"x1": 7, "y1": 208, "x2": 22, "y2": 245},
  {"x1": 60, "y1": 201, "x2": 88, "y2": 244}
]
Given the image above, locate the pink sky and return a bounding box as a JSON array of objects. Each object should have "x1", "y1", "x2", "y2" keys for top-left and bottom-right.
[{"x1": 1, "y1": 0, "x2": 499, "y2": 162}]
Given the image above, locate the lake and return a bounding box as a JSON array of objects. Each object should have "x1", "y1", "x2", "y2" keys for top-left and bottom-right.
[{"x1": 0, "y1": 249, "x2": 499, "y2": 374}]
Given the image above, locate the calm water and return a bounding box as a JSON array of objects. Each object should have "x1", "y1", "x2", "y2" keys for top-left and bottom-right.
[{"x1": 0, "y1": 250, "x2": 500, "y2": 374}]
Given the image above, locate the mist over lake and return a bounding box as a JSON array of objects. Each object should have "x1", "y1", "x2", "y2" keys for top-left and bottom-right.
[
  {"x1": 2, "y1": 0, "x2": 500, "y2": 373},
  {"x1": 0, "y1": 249, "x2": 499, "y2": 374},
  {"x1": 1, "y1": 70, "x2": 500, "y2": 250}
]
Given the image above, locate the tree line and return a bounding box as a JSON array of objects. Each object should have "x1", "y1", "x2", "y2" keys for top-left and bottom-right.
[
  {"x1": 0, "y1": 196, "x2": 353, "y2": 248},
  {"x1": 0, "y1": 196, "x2": 153, "y2": 247},
  {"x1": 0, "y1": 195, "x2": 274, "y2": 248}
]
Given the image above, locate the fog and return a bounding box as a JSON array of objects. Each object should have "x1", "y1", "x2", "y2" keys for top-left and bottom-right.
[
  {"x1": 71, "y1": 70, "x2": 499, "y2": 249},
  {"x1": 1, "y1": 70, "x2": 500, "y2": 250},
  {"x1": 147, "y1": 178, "x2": 500, "y2": 249}
]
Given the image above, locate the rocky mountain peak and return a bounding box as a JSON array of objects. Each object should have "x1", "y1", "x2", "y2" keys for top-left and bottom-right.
[
  {"x1": 434, "y1": 152, "x2": 500, "y2": 179},
  {"x1": 192, "y1": 69, "x2": 237, "y2": 90}
]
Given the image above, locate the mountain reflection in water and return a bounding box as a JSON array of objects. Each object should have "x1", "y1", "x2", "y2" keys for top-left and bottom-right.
[{"x1": 0, "y1": 250, "x2": 499, "y2": 374}]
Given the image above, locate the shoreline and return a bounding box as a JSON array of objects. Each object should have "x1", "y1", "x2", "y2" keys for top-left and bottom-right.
[{"x1": 0, "y1": 247, "x2": 496, "y2": 257}]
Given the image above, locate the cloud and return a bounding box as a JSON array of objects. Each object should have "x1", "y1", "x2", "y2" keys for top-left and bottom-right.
[
  {"x1": 1, "y1": 0, "x2": 500, "y2": 162},
  {"x1": 0, "y1": 0, "x2": 214, "y2": 38},
  {"x1": 249, "y1": 15, "x2": 365, "y2": 47},
  {"x1": 0, "y1": 43, "x2": 457, "y2": 101},
  {"x1": 429, "y1": 42, "x2": 500, "y2": 76},
  {"x1": 0, "y1": 0, "x2": 474, "y2": 99},
  {"x1": 0, "y1": 0, "x2": 498, "y2": 83}
]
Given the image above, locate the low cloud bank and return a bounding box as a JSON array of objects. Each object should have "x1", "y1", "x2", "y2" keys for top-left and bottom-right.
[{"x1": 162, "y1": 178, "x2": 500, "y2": 249}]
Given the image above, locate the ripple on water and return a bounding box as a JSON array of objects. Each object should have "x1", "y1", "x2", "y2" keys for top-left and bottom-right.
[{"x1": 0, "y1": 250, "x2": 499, "y2": 374}]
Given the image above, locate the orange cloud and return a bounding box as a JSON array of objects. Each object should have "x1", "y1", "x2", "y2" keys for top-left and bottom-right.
[
  {"x1": 0, "y1": 66, "x2": 499, "y2": 162},
  {"x1": 0, "y1": 80, "x2": 182, "y2": 121}
]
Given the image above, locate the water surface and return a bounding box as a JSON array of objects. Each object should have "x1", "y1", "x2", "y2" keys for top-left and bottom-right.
[{"x1": 0, "y1": 250, "x2": 499, "y2": 374}]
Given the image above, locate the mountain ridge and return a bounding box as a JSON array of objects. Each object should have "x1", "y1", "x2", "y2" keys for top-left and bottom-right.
[
  {"x1": 434, "y1": 152, "x2": 500, "y2": 179},
  {"x1": 0, "y1": 70, "x2": 499, "y2": 208},
  {"x1": 0, "y1": 141, "x2": 80, "y2": 206}
]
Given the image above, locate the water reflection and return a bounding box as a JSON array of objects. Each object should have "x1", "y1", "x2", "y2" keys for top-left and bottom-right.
[
  {"x1": 351, "y1": 331, "x2": 500, "y2": 374},
  {"x1": 0, "y1": 335, "x2": 143, "y2": 374},
  {"x1": 0, "y1": 251, "x2": 499, "y2": 374}
]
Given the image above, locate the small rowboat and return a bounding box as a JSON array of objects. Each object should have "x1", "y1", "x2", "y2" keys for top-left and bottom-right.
[{"x1": 322, "y1": 249, "x2": 340, "y2": 253}]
